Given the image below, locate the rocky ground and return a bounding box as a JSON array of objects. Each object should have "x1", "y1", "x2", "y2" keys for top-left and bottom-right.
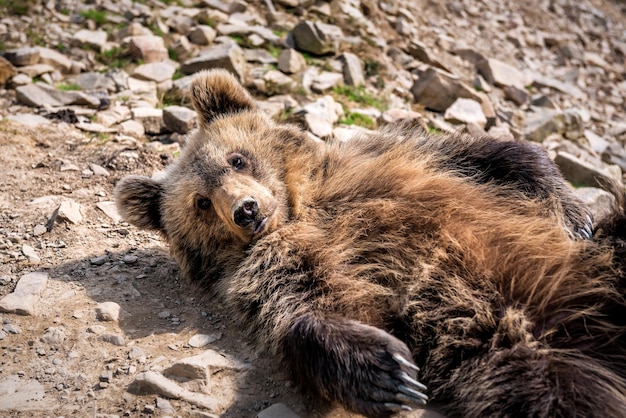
[{"x1": 0, "y1": 0, "x2": 625, "y2": 417}]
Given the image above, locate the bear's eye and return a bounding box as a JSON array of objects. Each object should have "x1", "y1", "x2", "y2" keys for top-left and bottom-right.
[
  {"x1": 228, "y1": 154, "x2": 246, "y2": 170},
  {"x1": 195, "y1": 196, "x2": 211, "y2": 211}
]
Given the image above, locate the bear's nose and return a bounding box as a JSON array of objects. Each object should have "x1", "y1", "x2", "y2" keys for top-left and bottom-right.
[{"x1": 233, "y1": 198, "x2": 259, "y2": 227}]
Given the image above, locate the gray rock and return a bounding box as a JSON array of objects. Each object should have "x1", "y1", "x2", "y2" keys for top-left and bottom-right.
[
  {"x1": 156, "y1": 397, "x2": 176, "y2": 415},
  {"x1": 340, "y1": 52, "x2": 365, "y2": 86},
  {"x1": 244, "y1": 49, "x2": 278, "y2": 65},
  {"x1": 476, "y1": 58, "x2": 528, "y2": 89},
  {"x1": 96, "y1": 201, "x2": 122, "y2": 223},
  {"x1": 163, "y1": 348, "x2": 246, "y2": 383},
  {"x1": 0, "y1": 271, "x2": 48, "y2": 315},
  {"x1": 101, "y1": 334, "x2": 125, "y2": 346},
  {"x1": 554, "y1": 151, "x2": 616, "y2": 188},
  {"x1": 73, "y1": 72, "x2": 116, "y2": 92},
  {"x1": 278, "y1": 48, "x2": 306, "y2": 74},
  {"x1": 96, "y1": 301, "x2": 121, "y2": 322},
  {"x1": 90, "y1": 255, "x2": 108, "y2": 265},
  {"x1": 379, "y1": 108, "x2": 424, "y2": 125},
  {"x1": 15, "y1": 63, "x2": 55, "y2": 78},
  {"x1": 189, "y1": 25, "x2": 217, "y2": 45},
  {"x1": 181, "y1": 43, "x2": 245, "y2": 80},
  {"x1": 132, "y1": 61, "x2": 178, "y2": 83},
  {"x1": 55, "y1": 198, "x2": 83, "y2": 225},
  {"x1": 6, "y1": 114, "x2": 51, "y2": 127},
  {"x1": 411, "y1": 67, "x2": 481, "y2": 112},
  {"x1": 15, "y1": 83, "x2": 101, "y2": 108},
  {"x1": 532, "y1": 75, "x2": 585, "y2": 99},
  {"x1": 299, "y1": 96, "x2": 343, "y2": 138},
  {"x1": 188, "y1": 333, "x2": 220, "y2": 348},
  {"x1": 127, "y1": 36, "x2": 169, "y2": 63},
  {"x1": 523, "y1": 109, "x2": 564, "y2": 142},
  {"x1": 3, "y1": 47, "x2": 40, "y2": 66},
  {"x1": 123, "y1": 255, "x2": 138, "y2": 264},
  {"x1": 163, "y1": 106, "x2": 198, "y2": 134},
  {"x1": 444, "y1": 98, "x2": 487, "y2": 128},
  {"x1": 291, "y1": 21, "x2": 343, "y2": 56},
  {"x1": 72, "y1": 29, "x2": 108, "y2": 53},
  {"x1": 36, "y1": 47, "x2": 72, "y2": 73},
  {"x1": 310, "y1": 71, "x2": 343, "y2": 93},
  {"x1": 575, "y1": 187, "x2": 616, "y2": 221},
  {"x1": 41, "y1": 326, "x2": 66, "y2": 345},
  {"x1": 33, "y1": 225, "x2": 47, "y2": 236},
  {"x1": 132, "y1": 107, "x2": 164, "y2": 134},
  {"x1": 3, "y1": 324, "x2": 21, "y2": 334},
  {"x1": 21, "y1": 244, "x2": 41, "y2": 264},
  {"x1": 0, "y1": 56, "x2": 17, "y2": 84},
  {"x1": 127, "y1": 77, "x2": 159, "y2": 106},
  {"x1": 406, "y1": 41, "x2": 449, "y2": 72},
  {"x1": 504, "y1": 85, "x2": 529, "y2": 106},
  {"x1": 89, "y1": 163, "x2": 109, "y2": 176},
  {"x1": 257, "y1": 403, "x2": 300, "y2": 418}
]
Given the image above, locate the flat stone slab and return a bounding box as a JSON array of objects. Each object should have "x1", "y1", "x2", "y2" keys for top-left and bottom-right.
[{"x1": 0, "y1": 271, "x2": 49, "y2": 315}]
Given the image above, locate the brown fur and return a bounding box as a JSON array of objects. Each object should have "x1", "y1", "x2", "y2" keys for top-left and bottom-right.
[{"x1": 115, "y1": 70, "x2": 626, "y2": 417}]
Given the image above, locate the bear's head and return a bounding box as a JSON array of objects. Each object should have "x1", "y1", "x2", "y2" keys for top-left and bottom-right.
[{"x1": 114, "y1": 69, "x2": 319, "y2": 285}]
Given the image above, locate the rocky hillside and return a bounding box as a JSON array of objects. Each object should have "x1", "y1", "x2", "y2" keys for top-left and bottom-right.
[{"x1": 1, "y1": 0, "x2": 626, "y2": 417}]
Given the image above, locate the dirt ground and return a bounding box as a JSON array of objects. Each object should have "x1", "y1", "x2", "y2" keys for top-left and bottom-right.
[{"x1": 0, "y1": 120, "x2": 369, "y2": 417}]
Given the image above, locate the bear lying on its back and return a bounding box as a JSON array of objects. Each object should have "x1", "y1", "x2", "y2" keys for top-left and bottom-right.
[{"x1": 115, "y1": 70, "x2": 626, "y2": 417}]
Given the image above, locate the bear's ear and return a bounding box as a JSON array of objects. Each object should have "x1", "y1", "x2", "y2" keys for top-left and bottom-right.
[
  {"x1": 114, "y1": 175, "x2": 163, "y2": 231},
  {"x1": 190, "y1": 69, "x2": 257, "y2": 127}
]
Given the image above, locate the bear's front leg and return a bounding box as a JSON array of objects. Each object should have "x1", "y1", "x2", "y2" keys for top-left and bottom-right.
[{"x1": 283, "y1": 311, "x2": 428, "y2": 417}]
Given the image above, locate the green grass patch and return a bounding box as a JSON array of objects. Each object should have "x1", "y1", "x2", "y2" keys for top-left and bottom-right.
[
  {"x1": 97, "y1": 47, "x2": 130, "y2": 69},
  {"x1": 56, "y1": 83, "x2": 81, "y2": 91},
  {"x1": 265, "y1": 44, "x2": 282, "y2": 59},
  {"x1": 339, "y1": 112, "x2": 375, "y2": 130},
  {"x1": 80, "y1": 9, "x2": 107, "y2": 26},
  {"x1": 0, "y1": 0, "x2": 33, "y2": 15},
  {"x1": 332, "y1": 85, "x2": 387, "y2": 111}
]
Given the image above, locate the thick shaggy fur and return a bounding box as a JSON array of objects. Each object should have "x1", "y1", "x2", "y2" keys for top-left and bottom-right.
[{"x1": 115, "y1": 70, "x2": 626, "y2": 417}]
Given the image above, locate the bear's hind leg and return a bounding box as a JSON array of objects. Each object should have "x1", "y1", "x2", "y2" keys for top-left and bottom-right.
[{"x1": 283, "y1": 312, "x2": 428, "y2": 417}]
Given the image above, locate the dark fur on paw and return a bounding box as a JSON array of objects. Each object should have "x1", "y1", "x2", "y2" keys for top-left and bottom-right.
[{"x1": 284, "y1": 313, "x2": 428, "y2": 417}]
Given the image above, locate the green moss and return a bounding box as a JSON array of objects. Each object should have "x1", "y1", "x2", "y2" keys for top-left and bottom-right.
[
  {"x1": 98, "y1": 47, "x2": 130, "y2": 69},
  {"x1": 332, "y1": 85, "x2": 387, "y2": 111},
  {"x1": 265, "y1": 44, "x2": 282, "y2": 59},
  {"x1": 339, "y1": 111, "x2": 375, "y2": 130}
]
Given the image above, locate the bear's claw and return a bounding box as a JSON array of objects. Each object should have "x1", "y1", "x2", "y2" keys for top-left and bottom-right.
[
  {"x1": 393, "y1": 353, "x2": 420, "y2": 372},
  {"x1": 384, "y1": 403, "x2": 414, "y2": 412}
]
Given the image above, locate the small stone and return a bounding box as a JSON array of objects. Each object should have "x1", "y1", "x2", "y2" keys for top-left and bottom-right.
[
  {"x1": 21, "y1": 244, "x2": 41, "y2": 264},
  {"x1": 127, "y1": 36, "x2": 169, "y2": 63},
  {"x1": 128, "y1": 346, "x2": 148, "y2": 362},
  {"x1": 101, "y1": 334, "x2": 125, "y2": 346},
  {"x1": 340, "y1": 52, "x2": 365, "y2": 87},
  {"x1": 163, "y1": 106, "x2": 198, "y2": 134},
  {"x1": 476, "y1": 57, "x2": 528, "y2": 89},
  {"x1": 72, "y1": 29, "x2": 108, "y2": 52},
  {"x1": 87, "y1": 325, "x2": 106, "y2": 334},
  {"x1": 444, "y1": 98, "x2": 487, "y2": 128},
  {"x1": 88, "y1": 164, "x2": 109, "y2": 177},
  {"x1": 131, "y1": 107, "x2": 163, "y2": 135},
  {"x1": 278, "y1": 49, "x2": 306, "y2": 74},
  {"x1": 257, "y1": 403, "x2": 300, "y2": 418},
  {"x1": 90, "y1": 255, "x2": 108, "y2": 266},
  {"x1": 123, "y1": 255, "x2": 138, "y2": 264},
  {"x1": 188, "y1": 333, "x2": 220, "y2": 348},
  {"x1": 3, "y1": 323, "x2": 22, "y2": 334},
  {"x1": 156, "y1": 397, "x2": 176, "y2": 414},
  {"x1": 0, "y1": 271, "x2": 48, "y2": 315},
  {"x1": 96, "y1": 201, "x2": 122, "y2": 223},
  {"x1": 41, "y1": 326, "x2": 66, "y2": 345},
  {"x1": 55, "y1": 199, "x2": 83, "y2": 225},
  {"x1": 181, "y1": 43, "x2": 246, "y2": 80},
  {"x1": 189, "y1": 25, "x2": 217, "y2": 45},
  {"x1": 33, "y1": 225, "x2": 47, "y2": 236},
  {"x1": 4, "y1": 47, "x2": 40, "y2": 66},
  {"x1": 554, "y1": 152, "x2": 616, "y2": 189},
  {"x1": 96, "y1": 301, "x2": 121, "y2": 322},
  {"x1": 158, "y1": 311, "x2": 171, "y2": 319},
  {"x1": 291, "y1": 21, "x2": 343, "y2": 56}
]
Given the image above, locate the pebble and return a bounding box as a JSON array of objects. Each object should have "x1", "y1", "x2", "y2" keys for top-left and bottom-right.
[
  {"x1": 123, "y1": 255, "x2": 138, "y2": 264},
  {"x1": 101, "y1": 334, "x2": 125, "y2": 346},
  {"x1": 90, "y1": 255, "x2": 108, "y2": 265},
  {"x1": 33, "y1": 225, "x2": 47, "y2": 236},
  {"x1": 41, "y1": 326, "x2": 66, "y2": 346},
  {"x1": 188, "y1": 333, "x2": 220, "y2": 348},
  {"x1": 21, "y1": 244, "x2": 41, "y2": 264},
  {"x1": 96, "y1": 301, "x2": 121, "y2": 322},
  {"x1": 257, "y1": 403, "x2": 301, "y2": 418},
  {"x1": 0, "y1": 271, "x2": 48, "y2": 316},
  {"x1": 3, "y1": 323, "x2": 21, "y2": 334}
]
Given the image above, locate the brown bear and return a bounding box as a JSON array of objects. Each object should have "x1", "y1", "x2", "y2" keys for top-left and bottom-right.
[{"x1": 115, "y1": 69, "x2": 626, "y2": 418}]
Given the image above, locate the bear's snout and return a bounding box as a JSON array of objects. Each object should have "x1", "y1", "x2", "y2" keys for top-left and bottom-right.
[{"x1": 233, "y1": 198, "x2": 259, "y2": 227}]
